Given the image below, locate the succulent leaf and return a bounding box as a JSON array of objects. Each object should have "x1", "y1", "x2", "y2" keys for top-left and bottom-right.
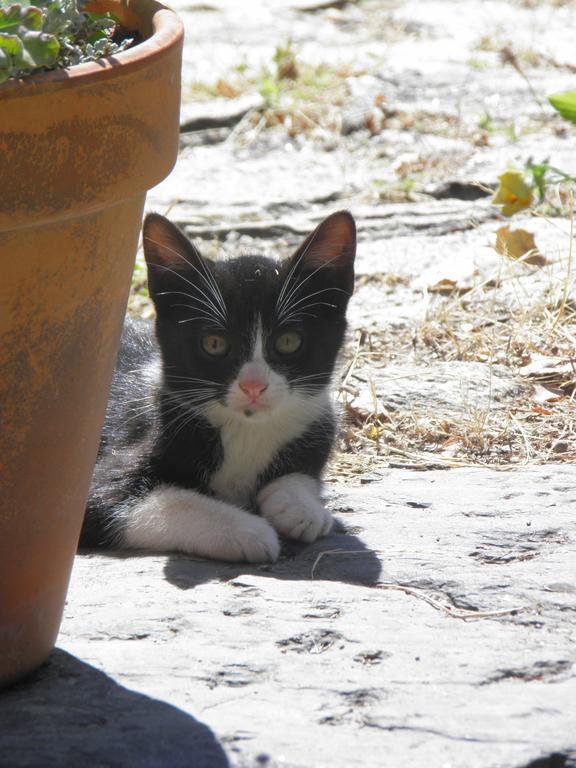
[
  {"x1": 0, "y1": 31, "x2": 23, "y2": 58},
  {"x1": 19, "y1": 28, "x2": 59, "y2": 67},
  {"x1": 549, "y1": 90, "x2": 576, "y2": 126},
  {"x1": 0, "y1": 47, "x2": 10, "y2": 82},
  {"x1": 0, "y1": 5, "x2": 43, "y2": 33}
]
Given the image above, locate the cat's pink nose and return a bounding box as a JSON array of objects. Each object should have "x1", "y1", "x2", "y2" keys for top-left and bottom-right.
[{"x1": 239, "y1": 379, "x2": 268, "y2": 401}]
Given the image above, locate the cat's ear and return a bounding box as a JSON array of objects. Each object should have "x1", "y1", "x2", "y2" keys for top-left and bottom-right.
[
  {"x1": 290, "y1": 210, "x2": 356, "y2": 294},
  {"x1": 142, "y1": 213, "x2": 205, "y2": 304}
]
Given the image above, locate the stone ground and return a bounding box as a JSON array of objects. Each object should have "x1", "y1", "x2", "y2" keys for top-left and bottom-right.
[{"x1": 3, "y1": 1, "x2": 576, "y2": 766}]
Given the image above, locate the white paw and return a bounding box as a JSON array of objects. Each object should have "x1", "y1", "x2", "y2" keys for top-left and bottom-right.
[
  {"x1": 123, "y1": 486, "x2": 280, "y2": 564},
  {"x1": 212, "y1": 513, "x2": 280, "y2": 563},
  {"x1": 257, "y1": 474, "x2": 332, "y2": 543}
]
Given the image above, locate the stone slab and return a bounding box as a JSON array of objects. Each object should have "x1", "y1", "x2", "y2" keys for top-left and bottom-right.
[{"x1": 3, "y1": 468, "x2": 576, "y2": 768}]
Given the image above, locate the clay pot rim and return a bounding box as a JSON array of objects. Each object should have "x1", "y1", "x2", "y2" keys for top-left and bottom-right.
[{"x1": 0, "y1": 0, "x2": 183, "y2": 97}]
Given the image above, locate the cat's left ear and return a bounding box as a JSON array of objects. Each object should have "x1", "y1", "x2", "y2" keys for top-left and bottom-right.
[
  {"x1": 291, "y1": 210, "x2": 356, "y2": 295},
  {"x1": 142, "y1": 213, "x2": 205, "y2": 305}
]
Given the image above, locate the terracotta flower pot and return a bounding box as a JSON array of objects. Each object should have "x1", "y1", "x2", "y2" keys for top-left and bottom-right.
[{"x1": 0, "y1": 0, "x2": 183, "y2": 687}]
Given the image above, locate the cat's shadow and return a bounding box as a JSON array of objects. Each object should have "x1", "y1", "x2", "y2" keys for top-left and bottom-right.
[{"x1": 162, "y1": 516, "x2": 382, "y2": 591}]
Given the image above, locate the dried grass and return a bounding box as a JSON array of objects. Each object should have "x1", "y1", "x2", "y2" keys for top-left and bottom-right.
[{"x1": 330, "y1": 216, "x2": 576, "y2": 479}]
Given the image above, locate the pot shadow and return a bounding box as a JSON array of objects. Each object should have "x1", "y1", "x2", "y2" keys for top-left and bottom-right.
[
  {"x1": 0, "y1": 649, "x2": 229, "y2": 768},
  {"x1": 163, "y1": 511, "x2": 382, "y2": 591}
]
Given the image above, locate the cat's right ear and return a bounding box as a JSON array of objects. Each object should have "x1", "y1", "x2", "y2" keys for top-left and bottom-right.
[
  {"x1": 142, "y1": 213, "x2": 204, "y2": 306},
  {"x1": 289, "y1": 210, "x2": 356, "y2": 297}
]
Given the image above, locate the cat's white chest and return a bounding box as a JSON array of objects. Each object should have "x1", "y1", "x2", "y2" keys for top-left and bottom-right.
[
  {"x1": 208, "y1": 393, "x2": 329, "y2": 507},
  {"x1": 209, "y1": 419, "x2": 283, "y2": 506}
]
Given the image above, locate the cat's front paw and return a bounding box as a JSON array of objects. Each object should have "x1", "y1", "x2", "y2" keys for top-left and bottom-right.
[
  {"x1": 257, "y1": 474, "x2": 332, "y2": 543},
  {"x1": 215, "y1": 513, "x2": 280, "y2": 563},
  {"x1": 124, "y1": 485, "x2": 281, "y2": 564}
]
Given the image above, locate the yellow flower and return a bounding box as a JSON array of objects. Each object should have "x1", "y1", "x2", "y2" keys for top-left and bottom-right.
[
  {"x1": 365, "y1": 424, "x2": 382, "y2": 440},
  {"x1": 492, "y1": 170, "x2": 533, "y2": 216}
]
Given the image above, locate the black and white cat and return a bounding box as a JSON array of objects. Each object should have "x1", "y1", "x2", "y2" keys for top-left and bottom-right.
[{"x1": 80, "y1": 210, "x2": 356, "y2": 563}]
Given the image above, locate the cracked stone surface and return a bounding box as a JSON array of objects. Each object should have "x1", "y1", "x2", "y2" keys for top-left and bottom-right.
[
  {"x1": 3, "y1": 1, "x2": 576, "y2": 767},
  {"x1": 4, "y1": 467, "x2": 576, "y2": 767}
]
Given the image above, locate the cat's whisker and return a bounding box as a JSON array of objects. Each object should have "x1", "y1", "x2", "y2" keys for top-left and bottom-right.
[
  {"x1": 165, "y1": 381, "x2": 221, "y2": 388},
  {"x1": 160, "y1": 396, "x2": 210, "y2": 427},
  {"x1": 168, "y1": 302, "x2": 223, "y2": 325},
  {"x1": 281, "y1": 286, "x2": 345, "y2": 315},
  {"x1": 292, "y1": 370, "x2": 332, "y2": 378},
  {"x1": 164, "y1": 375, "x2": 223, "y2": 387},
  {"x1": 194, "y1": 253, "x2": 228, "y2": 319},
  {"x1": 153, "y1": 286, "x2": 226, "y2": 327},
  {"x1": 275, "y1": 249, "x2": 306, "y2": 317},
  {"x1": 169, "y1": 384, "x2": 220, "y2": 391},
  {"x1": 122, "y1": 408, "x2": 155, "y2": 424},
  {"x1": 166, "y1": 386, "x2": 220, "y2": 399},
  {"x1": 274, "y1": 218, "x2": 323, "y2": 315},
  {"x1": 157, "y1": 275, "x2": 226, "y2": 325},
  {"x1": 122, "y1": 399, "x2": 185, "y2": 426},
  {"x1": 133, "y1": 389, "x2": 212, "y2": 409},
  {"x1": 278, "y1": 312, "x2": 318, "y2": 322},
  {"x1": 279, "y1": 302, "x2": 340, "y2": 324},
  {"x1": 278, "y1": 281, "x2": 335, "y2": 322},
  {"x1": 162, "y1": 397, "x2": 213, "y2": 440},
  {"x1": 276, "y1": 256, "x2": 340, "y2": 321},
  {"x1": 123, "y1": 399, "x2": 159, "y2": 411},
  {"x1": 148, "y1": 263, "x2": 226, "y2": 326},
  {"x1": 161, "y1": 393, "x2": 223, "y2": 411},
  {"x1": 165, "y1": 238, "x2": 228, "y2": 321},
  {"x1": 144, "y1": 237, "x2": 228, "y2": 323},
  {"x1": 120, "y1": 367, "x2": 158, "y2": 376},
  {"x1": 290, "y1": 301, "x2": 337, "y2": 313},
  {"x1": 122, "y1": 393, "x2": 159, "y2": 403},
  {"x1": 162, "y1": 403, "x2": 203, "y2": 428},
  {"x1": 291, "y1": 372, "x2": 332, "y2": 383},
  {"x1": 280, "y1": 282, "x2": 342, "y2": 313},
  {"x1": 177, "y1": 317, "x2": 223, "y2": 326},
  {"x1": 162, "y1": 398, "x2": 216, "y2": 408},
  {"x1": 163, "y1": 391, "x2": 219, "y2": 407},
  {"x1": 167, "y1": 303, "x2": 224, "y2": 325}
]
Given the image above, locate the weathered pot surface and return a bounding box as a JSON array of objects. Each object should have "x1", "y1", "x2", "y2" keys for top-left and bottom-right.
[{"x1": 0, "y1": 0, "x2": 183, "y2": 687}]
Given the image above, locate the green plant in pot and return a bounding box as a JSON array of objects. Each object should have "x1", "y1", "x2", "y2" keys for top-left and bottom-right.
[
  {"x1": 0, "y1": 0, "x2": 183, "y2": 687},
  {"x1": 0, "y1": 0, "x2": 134, "y2": 80}
]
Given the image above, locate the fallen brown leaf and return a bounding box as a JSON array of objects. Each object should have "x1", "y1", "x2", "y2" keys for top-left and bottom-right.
[
  {"x1": 495, "y1": 226, "x2": 548, "y2": 266},
  {"x1": 427, "y1": 278, "x2": 471, "y2": 296}
]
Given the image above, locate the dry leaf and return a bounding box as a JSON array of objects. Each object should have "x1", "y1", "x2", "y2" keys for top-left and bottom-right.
[
  {"x1": 520, "y1": 355, "x2": 574, "y2": 379},
  {"x1": 441, "y1": 435, "x2": 464, "y2": 448},
  {"x1": 531, "y1": 384, "x2": 564, "y2": 405},
  {"x1": 365, "y1": 110, "x2": 384, "y2": 135},
  {"x1": 427, "y1": 278, "x2": 471, "y2": 296},
  {"x1": 495, "y1": 226, "x2": 547, "y2": 266},
  {"x1": 215, "y1": 79, "x2": 241, "y2": 98},
  {"x1": 531, "y1": 403, "x2": 553, "y2": 415},
  {"x1": 521, "y1": 355, "x2": 575, "y2": 395}
]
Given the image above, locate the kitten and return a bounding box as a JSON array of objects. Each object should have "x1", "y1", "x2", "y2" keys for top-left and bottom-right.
[{"x1": 80, "y1": 210, "x2": 356, "y2": 563}]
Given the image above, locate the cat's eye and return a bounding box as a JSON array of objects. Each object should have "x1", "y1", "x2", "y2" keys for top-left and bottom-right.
[
  {"x1": 201, "y1": 333, "x2": 230, "y2": 357},
  {"x1": 274, "y1": 331, "x2": 303, "y2": 356}
]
